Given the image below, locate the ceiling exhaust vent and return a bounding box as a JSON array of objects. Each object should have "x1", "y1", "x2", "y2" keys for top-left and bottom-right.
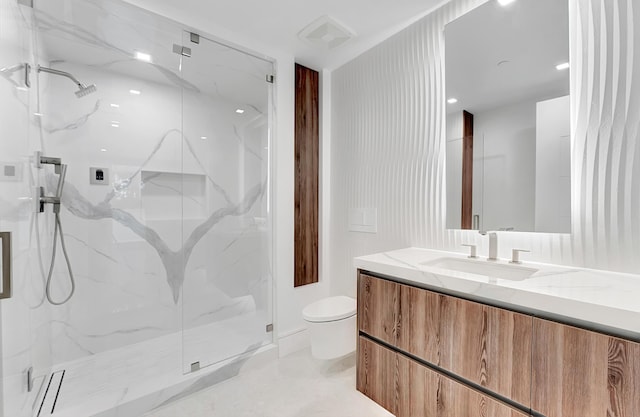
[{"x1": 298, "y1": 15, "x2": 356, "y2": 49}]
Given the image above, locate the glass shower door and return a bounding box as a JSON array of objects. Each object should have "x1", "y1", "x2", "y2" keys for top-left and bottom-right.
[
  {"x1": 0, "y1": 1, "x2": 52, "y2": 416},
  {"x1": 180, "y1": 32, "x2": 273, "y2": 373}
]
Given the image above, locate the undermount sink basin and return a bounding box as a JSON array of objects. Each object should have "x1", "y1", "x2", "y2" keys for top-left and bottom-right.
[{"x1": 420, "y1": 257, "x2": 539, "y2": 281}]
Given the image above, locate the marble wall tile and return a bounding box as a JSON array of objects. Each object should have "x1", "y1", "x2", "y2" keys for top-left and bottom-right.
[{"x1": 2, "y1": 6, "x2": 273, "y2": 415}]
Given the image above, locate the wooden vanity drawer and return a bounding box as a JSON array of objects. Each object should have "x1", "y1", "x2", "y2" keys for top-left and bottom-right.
[
  {"x1": 358, "y1": 335, "x2": 530, "y2": 417},
  {"x1": 357, "y1": 336, "x2": 398, "y2": 415},
  {"x1": 358, "y1": 273, "x2": 400, "y2": 345},
  {"x1": 397, "y1": 283, "x2": 532, "y2": 406},
  {"x1": 532, "y1": 318, "x2": 640, "y2": 417},
  {"x1": 398, "y1": 354, "x2": 530, "y2": 417}
]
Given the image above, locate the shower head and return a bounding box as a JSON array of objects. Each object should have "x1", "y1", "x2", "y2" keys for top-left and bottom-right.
[
  {"x1": 37, "y1": 65, "x2": 97, "y2": 99},
  {"x1": 75, "y1": 84, "x2": 97, "y2": 98}
]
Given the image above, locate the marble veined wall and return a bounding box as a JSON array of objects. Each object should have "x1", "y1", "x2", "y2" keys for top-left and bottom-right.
[
  {"x1": 0, "y1": 0, "x2": 272, "y2": 372},
  {"x1": 330, "y1": 0, "x2": 640, "y2": 297},
  {"x1": 40, "y1": 63, "x2": 270, "y2": 365}
]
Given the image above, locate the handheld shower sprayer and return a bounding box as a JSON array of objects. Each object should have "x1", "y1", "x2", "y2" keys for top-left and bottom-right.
[
  {"x1": 56, "y1": 164, "x2": 67, "y2": 199},
  {"x1": 36, "y1": 152, "x2": 75, "y2": 305}
]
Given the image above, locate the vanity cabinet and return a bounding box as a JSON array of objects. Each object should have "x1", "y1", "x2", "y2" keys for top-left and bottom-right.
[
  {"x1": 358, "y1": 272, "x2": 531, "y2": 406},
  {"x1": 532, "y1": 318, "x2": 640, "y2": 417},
  {"x1": 357, "y1": 271, "x2": 640, "y2": 417},
  {"x1": 357, "y1": 336, "x2": 529, "y2": 417}
]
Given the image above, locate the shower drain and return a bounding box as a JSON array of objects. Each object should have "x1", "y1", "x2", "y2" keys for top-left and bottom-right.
[{"x1": 37, "y1": 370, "x2": 66, "y2": 416}]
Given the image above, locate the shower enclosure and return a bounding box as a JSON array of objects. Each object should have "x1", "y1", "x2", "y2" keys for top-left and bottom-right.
[{"x1": 0, "y1": 0, "x2": 274, "y2": 415}]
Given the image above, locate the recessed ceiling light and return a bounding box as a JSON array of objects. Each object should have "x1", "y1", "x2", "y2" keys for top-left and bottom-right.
[
  {"x1": 235, "y1": 109, "x2": 245, "y2": 114},
  {"x1": 556, "y1": 62, "x2": 570, "y2": 71},
  {"x1": 129, "y1": 89, "x2": 141, "y2": 95},
  {"x1": 111, "y1": 123, "x2": 120, "y2": 128},
  {"x1": 100, "y1": 148, "x2": 107, "y2": 152},
  {"x1": 447, "y1": 98, "x2": 458, "y2": 104},
  {"x1": 110, "y1": 103, "x2": 120, "y2": 108},
  {"x1": 33, "y1": 112, "x2": 43, "y2": 117},
  {"x1": 497, "y1": 0, "x2": 517, "y2": 5},
  {"x1": 200, "y1": 136, "x2": 207, "y2": 140},
  {"x1": 135, "y1": 52, "x2": 152, "y2": 62}
]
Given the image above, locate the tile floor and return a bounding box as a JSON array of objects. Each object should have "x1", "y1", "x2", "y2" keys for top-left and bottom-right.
[
  {"x1": 46, "y1": 314, "x2": 269, "y2": 416},
  {"x1": 143, "y1": 349, "x2": 394, "y2": 417}
]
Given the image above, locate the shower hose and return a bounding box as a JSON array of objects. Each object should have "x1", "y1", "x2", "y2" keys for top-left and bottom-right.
[{"x1": 45, "y1": 211, "x2": 76, "y2": 305}]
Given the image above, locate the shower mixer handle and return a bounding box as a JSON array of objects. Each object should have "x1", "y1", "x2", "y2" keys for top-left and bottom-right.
[
  {"x1": 40, "y1": 156, "x2": 61, "y2": 166},
  {"x1": 35, "y1": 151, "x2": 62, "y2": 174},
  {"x1": 39, "y1": 187, "x2": 61, "y2": 213},
  {"x1": 35, "y1": 152, "x2": 66, "y2": 213}
]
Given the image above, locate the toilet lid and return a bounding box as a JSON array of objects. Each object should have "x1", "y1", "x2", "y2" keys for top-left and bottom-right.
[{"x1": 303, "y1": 296, "x2": 357, "y2": 323}]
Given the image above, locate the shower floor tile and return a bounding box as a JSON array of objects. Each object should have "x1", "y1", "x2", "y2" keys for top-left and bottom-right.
[
  {"x1": 142, "y1": 348, "x2": 394, "y2": 417},
  {"x1": 45, "y1": 314, "x2": 272, "y2": 417}
]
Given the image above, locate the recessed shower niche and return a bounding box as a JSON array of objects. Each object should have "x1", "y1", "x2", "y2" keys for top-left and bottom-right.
[{"x1": 141, "y1": 171, "x2": 207, "y2": 220}]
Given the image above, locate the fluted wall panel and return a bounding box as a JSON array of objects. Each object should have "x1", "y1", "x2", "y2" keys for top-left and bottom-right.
[{"x1": 330, "y1": 0, "x2": 640, "y2": 297}]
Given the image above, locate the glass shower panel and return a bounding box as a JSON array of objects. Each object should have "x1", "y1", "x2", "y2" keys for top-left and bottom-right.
[
  {"x1": 23, "y1": 0, "x2": 185, "y2": 412},
  {"x1": 0, "y1": 1, "x2": 52, "y2": 416},
  {"x1": 180, "y1": 32, "x2": 273, "y2": 373}
]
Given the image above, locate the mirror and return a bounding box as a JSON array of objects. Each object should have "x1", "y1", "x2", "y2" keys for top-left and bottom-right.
[{"x1": 445, "y1": 0, "x2": 570, "y2": 233}]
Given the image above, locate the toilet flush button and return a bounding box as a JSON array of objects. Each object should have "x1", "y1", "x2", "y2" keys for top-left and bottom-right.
[{"x1": 348, "y1": 208, "x2": 377, "y2": 233}]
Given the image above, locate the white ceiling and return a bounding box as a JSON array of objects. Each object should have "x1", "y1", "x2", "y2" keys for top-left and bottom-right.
[{"x1": 125, "y1": 0, "x2": 447, "y2": 70}]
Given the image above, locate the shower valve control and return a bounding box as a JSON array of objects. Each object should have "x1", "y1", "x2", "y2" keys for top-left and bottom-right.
[{"x1": 39, "y1": 187, "x2": 61, "y2": 213}]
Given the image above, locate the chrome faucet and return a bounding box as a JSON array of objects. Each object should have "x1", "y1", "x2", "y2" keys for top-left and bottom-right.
[{"x1": 479, "y1": 231, "x2": 498, "y2": 261}]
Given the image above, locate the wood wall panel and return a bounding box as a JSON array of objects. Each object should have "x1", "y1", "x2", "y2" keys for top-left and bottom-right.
[
  {"x1": 532, "y1": 318, "x2": 640, "y2": 417},
  {"x1": 461, "y1": 110, "x2": 474, "y2": 229},
  {"x1": 294, "y1": 63, "x2": 319, "y2": 287},
  {"x1": 357, "y1": 336, "x2": 398, "y2": 415},
  {"x1": 358, "y1": 273, "x2": 399, "y2": 345}
]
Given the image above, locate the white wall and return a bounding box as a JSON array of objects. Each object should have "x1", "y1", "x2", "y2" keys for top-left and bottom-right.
[
  {"x1": 122, "y1": 0, "x2": 331, "y2": 351},
  {"x1": 330, "y1": 0, "x2": 640, "y2": 298}
]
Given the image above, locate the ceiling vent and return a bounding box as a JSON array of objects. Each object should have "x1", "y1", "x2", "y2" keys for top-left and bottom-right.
[{"x1": 298, "y1": 15, "x2": 356, "y2": 49}]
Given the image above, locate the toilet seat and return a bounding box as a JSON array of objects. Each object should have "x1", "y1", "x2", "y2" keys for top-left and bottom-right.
[{"x1": 302, "y1": 296, "x2": 356, "y2": 323}]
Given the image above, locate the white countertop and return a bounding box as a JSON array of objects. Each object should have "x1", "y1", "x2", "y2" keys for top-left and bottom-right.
[{"x1": 354, "y1": 248, "x2": 640, "y2": 340}]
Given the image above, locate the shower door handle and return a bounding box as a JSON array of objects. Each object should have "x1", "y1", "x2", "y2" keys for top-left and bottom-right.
[{"x1": 0, "y1": 232, "x2": 11, "y2": 299}]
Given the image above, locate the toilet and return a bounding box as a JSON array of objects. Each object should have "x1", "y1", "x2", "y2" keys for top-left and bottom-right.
[{"x1": 303, "y1": 296, "x2": 357, "y2": 359}]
